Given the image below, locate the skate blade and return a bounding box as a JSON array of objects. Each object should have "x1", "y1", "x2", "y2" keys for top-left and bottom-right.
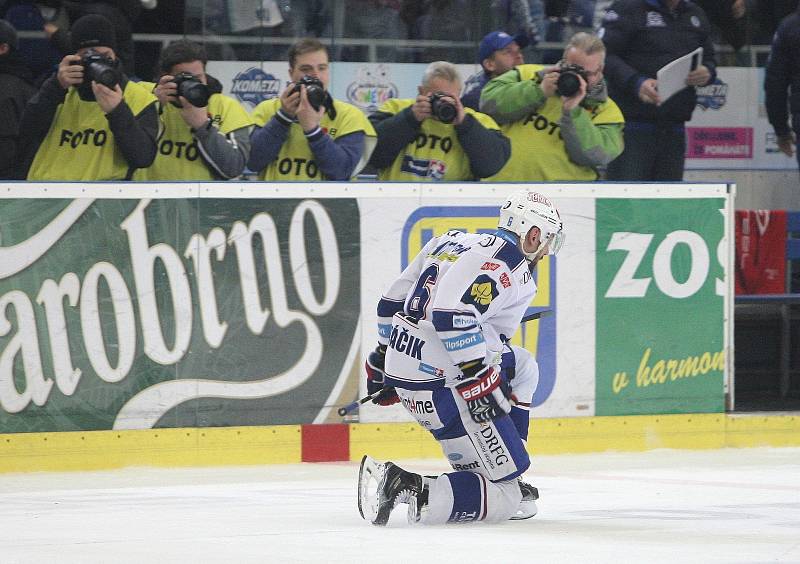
[
  {"x1": 510, "y1": 499, "x2": 538, "y2": 520},
  {"x1": 357, "y1": 454, "x2": 383, "y2": 522}
]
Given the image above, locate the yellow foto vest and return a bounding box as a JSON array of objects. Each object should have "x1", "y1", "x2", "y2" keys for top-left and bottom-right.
[
  {"x1": 28, "y1": 81, "x2": 156, "y2": 181},
  {"x1": 488, "y1": 64, "x2": 624, "y2": 182},
  {"x1": 134, "y1": 88, "x2": 254, "y2": 181},
  {"x1": 376, "y1": 99, "x2": 502, "y2": 181},
  {"x1": 250, "y1": 98, "x2": 376, "y2": 181}
]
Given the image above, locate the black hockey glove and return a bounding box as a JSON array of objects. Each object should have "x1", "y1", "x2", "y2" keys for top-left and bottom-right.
[
  {"x1": 455, "y1": 361, "x2": 514, "y2": 424},
  {"x1": 365, "y1": 345, "x2": 400, "y2": 406}
]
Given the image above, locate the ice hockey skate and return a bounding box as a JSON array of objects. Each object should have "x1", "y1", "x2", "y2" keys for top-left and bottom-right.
[
  {"x1": 358, "y1": 455, "x2": 426, "y2": 525},
  {"x1": 511, "y1": 479, "x2": 539, "y2": 520}
]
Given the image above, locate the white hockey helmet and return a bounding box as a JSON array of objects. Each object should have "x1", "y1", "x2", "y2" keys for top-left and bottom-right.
[{"x1": 498, "y1": 189, "x2": 564, "y2": 260}]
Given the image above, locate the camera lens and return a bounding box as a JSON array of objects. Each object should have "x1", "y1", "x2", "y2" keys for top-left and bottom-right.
[
  {"x1": 430, "y1": 93, "x2": 457, "y2": 124},
  {"x1": 88, "y1": 62, "x2": 118, "y2": 89},
  {"x1": 556, "y1": 72, "x2": 581, "y2": 98},
  {"x1": 173, "y1": 73, "x2": 211, "y2": 107},
  {"x1": 179, "y1": 81, "x2": 210, "y2": 107}
]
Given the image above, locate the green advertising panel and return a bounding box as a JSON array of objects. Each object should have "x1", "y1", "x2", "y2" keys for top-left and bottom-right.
[
  {"x1": 0, "y1": 198, "x2": 359, "y2": 432},
  {"x1": 596, "y1": 198, "x2": 725, "y2": 415}
]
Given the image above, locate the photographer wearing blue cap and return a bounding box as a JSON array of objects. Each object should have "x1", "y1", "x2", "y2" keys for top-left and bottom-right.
[
  {"x1": 461, "y1": 31, "x2": 528, "y2": 112},
  {"x1": 0, "y1": 18, "x2": 36, "y2": 179},
  {"x1": 20, "y1": 14, "x2": 158, "y2": 181}
]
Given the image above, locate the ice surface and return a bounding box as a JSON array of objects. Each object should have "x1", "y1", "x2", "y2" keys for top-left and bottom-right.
[{"x1": 0, "y1": 447, "x2": 798, "y2": 563}]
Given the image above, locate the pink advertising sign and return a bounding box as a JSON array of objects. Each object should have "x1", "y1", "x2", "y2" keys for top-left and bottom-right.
[{"x1": 686, "y1": 127, "x2": 753, "y2": 159}]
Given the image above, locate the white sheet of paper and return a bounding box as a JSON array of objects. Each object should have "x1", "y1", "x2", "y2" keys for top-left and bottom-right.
[{"x1": 656, "y1": 47, "x2": 703, "y2": 104}]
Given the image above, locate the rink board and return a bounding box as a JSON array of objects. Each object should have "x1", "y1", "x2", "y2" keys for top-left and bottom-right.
[
  {"x1": 0, "y1": 183, "x2": 732, "y2": 442},
  {"x1": 2, "y1": 413, "x2": 799, "y2": 472}
]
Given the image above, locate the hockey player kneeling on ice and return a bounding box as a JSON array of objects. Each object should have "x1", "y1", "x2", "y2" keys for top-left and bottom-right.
[{"x1": 358, "y1": 188, "x2": 564, "y2": 525}]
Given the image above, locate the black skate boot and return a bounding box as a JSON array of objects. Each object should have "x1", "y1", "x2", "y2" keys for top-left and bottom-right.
[
  {"x1": 510, "y1": 479, "x2": 539, "y2": 520},
  {"x1": 358, "y1": 455, "x2": 423, "y2": 526}
]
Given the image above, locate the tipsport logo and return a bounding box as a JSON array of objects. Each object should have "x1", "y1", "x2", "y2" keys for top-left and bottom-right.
[
  {"x1": 231, "y1": 67, "x2": 282, "y2": 108},
  {"x1": 345, "y1": 64, "x2": 398, "y2": 113},
  {"x1": 401, "y1": 207, "x2": 557, "y2": 407},
  {"x1": 696, "y1": 78, "x2": 728, "y2": 111}
]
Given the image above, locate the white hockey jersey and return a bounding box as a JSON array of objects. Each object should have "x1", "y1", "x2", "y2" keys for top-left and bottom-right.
[{"x1": 377, "y1": 229, "x2": 538, "y2": 390}]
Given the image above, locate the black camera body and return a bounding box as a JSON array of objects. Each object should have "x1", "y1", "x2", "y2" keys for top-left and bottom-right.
[
  {"x1": 429, "y1": 91, "x2": 457, "y2": 124},
  {"x1": 81, "y1": 50, "x2": 120, "y2": 89},
  {"x1": 291, "y1": 75, "x2": 327, "y2": 111},
  {"x1": 172, "y1": 72, "x2": 211, "y2": 108},
  {"x1": 556, "y1": 63, "x2": 589, "y2": 98}
]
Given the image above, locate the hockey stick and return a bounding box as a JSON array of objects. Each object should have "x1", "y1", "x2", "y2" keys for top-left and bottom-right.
[
  {"x1": 338, "y1": 310, "x2": 551, "y2": 416},
  {"x1": 521, "y1": 309, "x2": 552, "y2": 323},
  {"x1": 337, "y1": 386, "x2": 397, "y2": 416}
]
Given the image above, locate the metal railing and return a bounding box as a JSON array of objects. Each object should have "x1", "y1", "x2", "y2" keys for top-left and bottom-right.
[{"x1": 17, "y1": 30, "x2": 773, "y2": 66}]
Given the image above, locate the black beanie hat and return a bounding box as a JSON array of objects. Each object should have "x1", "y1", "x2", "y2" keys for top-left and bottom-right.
[
  {"x1": 0, "y1": 19, "x2": 18, "y2": 51},
  {"x1": 70, "y1": 14, "x2": 117, "y2": 52}
]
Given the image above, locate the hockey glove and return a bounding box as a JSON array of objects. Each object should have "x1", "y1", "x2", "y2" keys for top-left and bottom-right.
[
  {"x1": 455, "y1": 362, "x2": 514, "y2": 424},
  {"x1": 365, "y1": 345, "x2": 400, "y2": 406}
]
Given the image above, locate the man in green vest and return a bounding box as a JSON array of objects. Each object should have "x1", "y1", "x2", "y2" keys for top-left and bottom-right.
[
  {"x1": 21, "y1": 14, "x2": 158, "y2": 181},
  {"x1": 135, "y1": 40, "x2": 253, "y2": 181},
  {"x1": 368, "y1": 61, "x2": 510, "y2": 181},
  {"x1": 481, "y1": 32, "x2": 624, "y2": 182}
]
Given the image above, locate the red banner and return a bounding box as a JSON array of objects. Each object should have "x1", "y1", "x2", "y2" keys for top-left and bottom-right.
[{"x1": 735, "y1": 210, "x2": 787, "y2": 294}]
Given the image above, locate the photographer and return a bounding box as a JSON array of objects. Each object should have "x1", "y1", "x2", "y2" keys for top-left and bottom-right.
[
  {"x1": 247, "y1": 38, "x2": 376, "y2": 181},
  {"x1": 480, "y1": 32, "x2": 624, "y2": 181},
  {"x1": 135, "y1": 40, "x2": 253, "y2": 181},
  {"x1": 20, "y1": 14, "x2": 157, "y2": 180},
  {"x1": 368, "y1": 61, "x2": 510, "y2": 181}
]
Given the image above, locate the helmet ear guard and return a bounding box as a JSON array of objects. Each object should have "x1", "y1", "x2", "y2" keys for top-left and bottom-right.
[{"x1": 498, "y1": 190, "x2": 564, "y2": 261}]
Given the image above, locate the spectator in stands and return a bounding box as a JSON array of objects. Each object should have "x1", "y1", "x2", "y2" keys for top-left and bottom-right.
[
  {"x1": 401, "y1": 0, "x2": 473, "y2": 62},
  {"x1": 694, "y1": 0, "x2": 748, "y2": 58},
  {"x1": 247, "y1": 38, "x2": 376, "y2": 181},
  {"x1": 368, "y1": 61, "x2": 510, "y2": 181},
  {"x1": 491, "y1": 0, "x2": 543, "y2": 49},
  {"x1": 20, "y1": 14, "x2": 157, "y2": 180},
  {"x1": 480, "y1": 32, "x2": 624, "y2": 181},
  {"x1": 764, "y1": 4, "x2": 800, "y2": 177},
  {"x1": 461, "y1": 30, "x2": 527, "y2": 111},
  {"x1": 600, "y1": 0, "x2": 717, "y2": 181},
  {"x1": 340, "y1": 0, "x2": 409, "y2": 62},
  {"x1": 41, "y1": 0, "x2": 141, "y2": 77},
  {"x1": 754, "y1": 0, "x2": 798, "y2": 44},
  {"x1": 134, "y1": 40, "x2": 253, "y2": 181},
  {"x1": 0, "y1": 18, "x2": 36, "y2": 179}
]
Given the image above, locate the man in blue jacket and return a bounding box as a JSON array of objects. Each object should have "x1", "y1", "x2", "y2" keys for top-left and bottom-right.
[
  {"x1": 764, "y1": 5, "x2": 800, "y2": 177},
  {"x1": 599, "y1": 0, "x2": 717, "y2": 180}
]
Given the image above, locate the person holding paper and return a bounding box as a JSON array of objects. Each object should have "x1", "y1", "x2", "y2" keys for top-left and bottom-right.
[
  {"x1": 599, "y1": 0, "x2": 717, "y2": 181},
  {"x1": 764, "y1": 4, "x2": 799, "y2": 177}
]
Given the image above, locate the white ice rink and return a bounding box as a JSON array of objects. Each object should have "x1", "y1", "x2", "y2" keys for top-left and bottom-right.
[{"x1": 0, "y1": 447, "x2": 798, "y2": 564}]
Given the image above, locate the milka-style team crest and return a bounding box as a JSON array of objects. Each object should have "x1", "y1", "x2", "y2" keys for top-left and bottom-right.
[
  {"x1": 346, "y1": 64, "x2": 398, "y2": 113},
  {"x1": 696, "y1": 79, "x2": 728, "y2": 111},
  {"x1": 231, "y1": 67, "x2": 282, "y2": 108}
]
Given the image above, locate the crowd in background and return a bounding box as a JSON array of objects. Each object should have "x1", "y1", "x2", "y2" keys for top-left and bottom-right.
[{"x1": 0, "y1": 0, "x2": 798, "y2": 182}]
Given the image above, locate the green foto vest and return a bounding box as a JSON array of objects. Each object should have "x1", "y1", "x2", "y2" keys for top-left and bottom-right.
[
  {"x1": 134, "y1": 89, "x2": 254, "y2": 181},
  {"x1": 489, "y1": 64, "x2": 624, "y2": 182},
  {"x1": 28, "y1": 81, "x2": 156, "y2": 181},
  {"x1": 251, "y1": 98, "x2": 376, "y2": 181},
  {"x1": 377, "y1": 98, "x2": 502, "y2": 181}
]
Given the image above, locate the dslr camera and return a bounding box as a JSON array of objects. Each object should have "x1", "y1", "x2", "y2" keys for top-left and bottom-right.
[
  {"x1": 429, "y1": 91, "x2": 457, "y2": 124},
  {"x1": 81, "y1": 49, "x2": 121, "y2": 89},
  {"x1": 172, "y1": 72, "x2": 211, "y2": 108},
  {"x1": 291, "y1": 75, "x2": 327, "y2": 111},
  {"x1": 556, "y1": 63, "x2": 589, "y2": 98}
]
